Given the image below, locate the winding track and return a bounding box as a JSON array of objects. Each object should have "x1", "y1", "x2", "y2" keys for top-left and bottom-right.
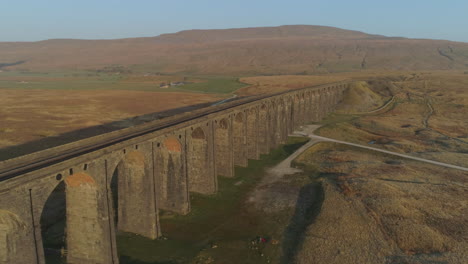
[{"x1": 293, "y1": 125, "x2": 468, "y2": 172}]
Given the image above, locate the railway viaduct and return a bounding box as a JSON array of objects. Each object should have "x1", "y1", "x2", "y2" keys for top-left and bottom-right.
[{"x1": 0, "y1": 81, "x2": 349, "y2": 264}]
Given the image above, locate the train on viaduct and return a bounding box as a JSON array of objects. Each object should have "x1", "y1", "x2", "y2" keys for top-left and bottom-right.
[{"x1": 0, "y1": 81, "x2": 349, "y2": 264}]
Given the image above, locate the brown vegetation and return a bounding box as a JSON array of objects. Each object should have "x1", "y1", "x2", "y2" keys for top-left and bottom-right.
[
  {"x1": 318, "y1": 72, "x2": 468, "y2": 166},
  {"x1": 1, "y1": 25, "x2": 468, "y2": 75},
  {"x1": 290, "y1": 73, "x2": 467, "y2": 263},
  {"x1": 294, "y1": 143, "x2": 468, "y2": 264},
  {"x1": 0, "y1": 89, "x2": 222, "y2": 151}
]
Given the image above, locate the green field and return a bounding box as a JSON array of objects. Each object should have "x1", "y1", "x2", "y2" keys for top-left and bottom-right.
[{"x1": 0, "y1": 70, "x2": 247, "y2": 94}]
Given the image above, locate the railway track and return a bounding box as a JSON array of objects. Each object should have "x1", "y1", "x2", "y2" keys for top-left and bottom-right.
[{"x1": 0, "y1": 82, "x2": 349, "y2": 181}]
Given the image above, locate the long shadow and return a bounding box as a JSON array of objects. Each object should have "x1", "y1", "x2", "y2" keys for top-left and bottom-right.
[
  {"x1": 280, "y1": 180, "x2": 325, "y2": 264},
  {"x1": 0, "y1": 60, "x2": 26, "y2": 69},
  {"x1": 119, "y1": 256, "x2": 177, "y2": 264},
  {"x1": 0, "y1": 98, "x2": 242, "y2": 161}
]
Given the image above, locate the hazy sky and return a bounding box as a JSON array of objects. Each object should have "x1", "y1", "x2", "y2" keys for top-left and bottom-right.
[{"x1": 1, "y1": 0, "x2": 467, "y2": 42}]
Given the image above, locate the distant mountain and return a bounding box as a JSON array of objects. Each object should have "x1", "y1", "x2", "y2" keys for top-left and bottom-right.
[{"x1": 1, "y1": 25, "x2": 468, "y2": 74}]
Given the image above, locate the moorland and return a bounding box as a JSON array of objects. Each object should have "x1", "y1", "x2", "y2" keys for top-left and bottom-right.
[{"x1": 0, "y1": 25, "x2": 467, "y2": 264}]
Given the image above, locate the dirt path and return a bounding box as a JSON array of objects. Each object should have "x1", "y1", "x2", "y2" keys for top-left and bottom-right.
[
  {"x1": 256, "y1": 120, "x2": 467, "y2": 203},
  {"x1": 422, "y1": 96, "x2": 434, "y2": 128},
  {"x1": 248, "y1": 129, "x2": 323, "y2": 213},
  {"x1": 295, "y1": 125, "x2": 468, "y2": 172},
  {"x1": 262, "y1": 126, "x2": 322, "y2": 186}
]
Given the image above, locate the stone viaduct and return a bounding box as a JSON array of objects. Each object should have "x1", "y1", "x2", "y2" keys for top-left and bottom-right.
[{"x1": 0, "y1": 82, "x2": 349, "y2": 264}]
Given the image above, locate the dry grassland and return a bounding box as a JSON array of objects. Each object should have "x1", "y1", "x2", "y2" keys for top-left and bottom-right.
[
  {"x1": 290, "y1": 72, "x2": 467, "y2": 263},
  {"x1": 317, "y1": 72, "x2": 468, "y2": 166},
  {"x1": 0, "y1": 89, "x2": 222, "y2": 154},
  {"x1": 237, "y1": 71, "x2": 428, "y2": 96},
  {"x1": 293, "y1": 143, "x2": 468, "y2": 264}
]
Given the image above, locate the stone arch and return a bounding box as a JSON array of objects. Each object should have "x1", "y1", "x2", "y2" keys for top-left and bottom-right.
[
  {"x1": 188, "y1": 126, "x2": 216, "y2": 194},
  {"x1": 277, "y1": 98, "x2": 287, "y2": 143},
  {"x1": 293, "y1": 94, "x2": 301, "y2": 128},
  {"x1": 258, "y1": 103, "x2": 270, "y2": 154},
  {"x1": 219, "y1": 118, "x2": 229, "y2": 129},
  {"x1": 282, "y1": 97, "x2": 291, "y2": 134},
  {"x1": 325, "y1": 87, "x2": 333, "y2": 112},
  {"x1": 299, "y1": 93, "x2": 306, "y2": 126},
  {"x1": 268, "y1": 100, "x2": 279, "y2": 149},
  {"x1": 155, "y1": 136, "x2": 189, "y2": 214},
  {"x1": 246, "y1": 107, "x2": 259, "y2": 159},
  {"x1": 323, "y1": 87, "x2": 331, "y2": 114},
  {"x1": 0, "y1": 210, "x2": 26, "y2": 232},
  {"x1": 288, "y1": 97, "x2": 295, "y2": 132},
  {"x1": 64, "y1": 172, "x2": 107, "y2": 263},
  {"x1": 235, "y1": 111, "x2": 244, "y2": 123},
  {"x1": 164, "y1": 137, "x2": 182, "y2": 153},
  {"x1": 40, "y1": 180, "x2": 66, "y2": 262},
  {"x1": 111, "y1": 151, "x2": 158, "y2": 238},
  {"x1": 0, "y1": 210, "x2": 30, "y2": 264},
  {"x1": 191, "y1": 127, "x2": 206, "y2": 140},
  {"x1": 233, "y1": 112, "x2": 247, "y2": 166},
  {"x1": 303, "y1": 92, "x2": 312, "y2": 123},
  {"x1": 316, "y1": 91, "x2": 324, "y2": 119},
  {"x1": 311, "y1": 91, "x2": 320, "y2": 122},
  {"x1": 215, "y1": 118, "x2": 233, "y2": 177}
]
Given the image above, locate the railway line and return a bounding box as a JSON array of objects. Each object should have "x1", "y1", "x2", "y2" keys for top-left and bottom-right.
[{"x1": 0, "y1": 81, "x2": 349, "y2": 181}]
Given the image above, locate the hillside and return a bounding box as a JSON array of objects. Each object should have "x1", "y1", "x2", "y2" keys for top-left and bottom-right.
[
  {"x1": 335, "y1": 81, "x2": 386, "y2": 113},
  {"x1": 1, "y1": 25, "x2": 468, "y2": 74}
]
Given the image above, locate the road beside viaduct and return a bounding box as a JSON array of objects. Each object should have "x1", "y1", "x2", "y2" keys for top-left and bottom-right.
[{"x1": 0, "y1": 82, "x2": 349, "y2": 264}]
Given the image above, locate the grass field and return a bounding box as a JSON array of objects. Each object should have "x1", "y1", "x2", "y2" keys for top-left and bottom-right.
[{"x1": 0, "y1": 70, "x2": 247, "y2": 94}]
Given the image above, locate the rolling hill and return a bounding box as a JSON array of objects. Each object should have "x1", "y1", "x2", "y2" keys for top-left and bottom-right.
[{"x1": 1, "y1": 25, "x2": 468, "y2": 75}]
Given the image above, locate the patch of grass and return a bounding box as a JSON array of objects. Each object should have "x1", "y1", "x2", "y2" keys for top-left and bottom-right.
[
  {"x1": 0, "y1": 78, "x2": 164, "y2": 91},
  {"x1": 0, "y1": 128, "x2": 14, "y2": 133},
  {"x1": 0, "y1": 70, "x2": 247, "y2": 94},
  {"x1": 117, "y1": 137, "x2": 309, "y2": 264},
  {"x1": 35, "y1": 130, "x2": 58, "y2": 138},
  {"x1": 318, "y1": 112, "x2": 359, "y2": 126},
  {"x1": 177, "y1": 77, "x2": 247, "y2": 94}
]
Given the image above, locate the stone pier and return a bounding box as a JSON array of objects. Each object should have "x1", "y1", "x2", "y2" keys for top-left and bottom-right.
[
  {"x1": 187, "y1": 124, "x2": 217, "y2": 194},
  {"x1": 214, "y1": 117, "x2": 234, "y2": 177},
  {"x1": 154, "y1": 135, "x2": 190, "y2": 215}
]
